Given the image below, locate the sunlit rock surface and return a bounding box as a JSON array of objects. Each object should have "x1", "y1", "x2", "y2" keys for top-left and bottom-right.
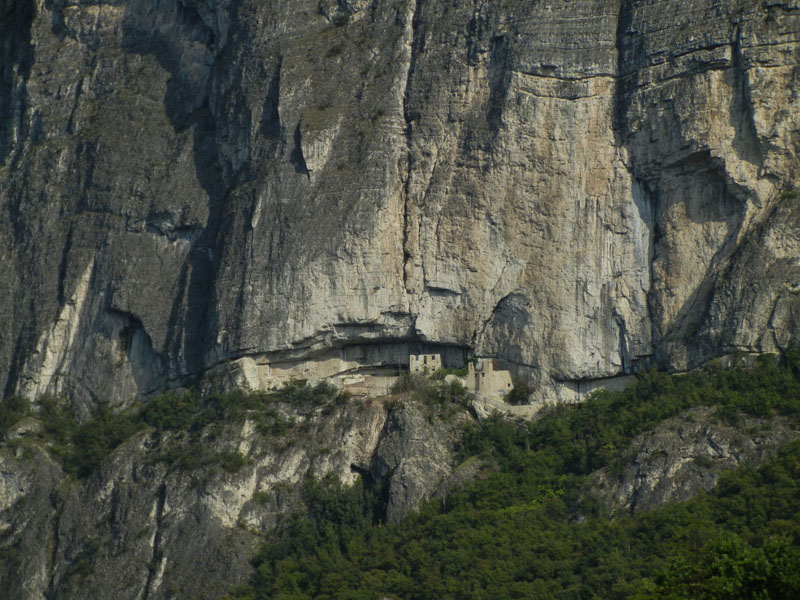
[{"x1": 1, "y1": 1, "x2": 798, "y2": 405}]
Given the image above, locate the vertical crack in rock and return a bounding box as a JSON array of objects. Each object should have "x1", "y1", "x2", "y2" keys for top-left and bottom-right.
[
  {"x1": 172, "y1": 105, "x2": 227, "y2": 382},
  {"x1": 484, "y1": 12, "x2": 510, "y2": 134},
  {"x1": 473, "y1": 289, "x2": 514, "y2": 349},
  {"x1": 56, "y1": 224, "x2": 74, "y2": 307},
  {"x1": 289, "y1": 121, "x2": 310, "y2": 177},
  {"x1": 614, "y1": 1, "x2": 660, "y2": 366},
  {"x1": 2, "y1": 333, "x2": 27, "y2": 399},
  {"x1": 730, "y1": 23, "x2": 763, "y2": 170},
  {"x1": 45, "y1": 492, "x2": 65, "y2": 600},
  {"x1": 17, "y1": 257, "x2": 96, "y2": 399},
  {"x1": 259, "y1": 58, "x2": 282, "y2": 141},
  {"x1": 768, "y1": 292, "x2": 786, "y2": 351},
  {"x1": 614, "y1": 311, "x2": 629, "y2": 373},
  {"x1": 64, "y1": 77, "x2": 83, "y2": 136},
  {"x1": 401, "y1": 0, "x2": 423, "y2": 297},
  {"x1": 471, "y1": 255, "x2": 515, "y2": 349},
  {"x1": 0, "y1": 0, "x2": 35, "y2": 165},
  {"x1": 640, "y1": 180, "x2": 660, "y2": 365},
  {"x1": 141, "y1": 483, "x2": 167, "y2": 600}
]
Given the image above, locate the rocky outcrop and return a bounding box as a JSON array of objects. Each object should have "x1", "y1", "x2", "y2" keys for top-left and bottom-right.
[
  {"x1": 1, "y1": 1, "x2": 799, "y2": 408},
  {"x1": 590, "y1": 406, "x2": 800, "y2": 515},
  {"x1": 4, "y1": 394, "x2": 795, "y2": 599},
  {"x1": 369, "y1": 403, "x2": 460, "y2": 522},
  {"x1": 0, "y1": 396, "x2": 464, "y2": 600}
]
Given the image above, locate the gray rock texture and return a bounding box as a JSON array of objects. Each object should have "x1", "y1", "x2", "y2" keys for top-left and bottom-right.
[
  {"x1": 2, "y1": 0, "x2": 799, "y2": 409},
  {"x1": 0, "y1": 397, "x2": 463, "y2": 600},
  {"x1": 3, "y1": 395, "x2": 794, "y2": 599},
  {"x1": 590, "y1": 406, "x2": 800, "y2": 514},
  {"x1": 369, "y1": 402, "x2": 458, "y2": 522}
]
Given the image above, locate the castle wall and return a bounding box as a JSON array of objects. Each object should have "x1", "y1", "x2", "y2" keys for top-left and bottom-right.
[
  {"x1": 410, "y1": 353, "x2": 442, "y2": 374},
  {"x1": 226, "y1": 349, "x2": 511, "y2": 400}
]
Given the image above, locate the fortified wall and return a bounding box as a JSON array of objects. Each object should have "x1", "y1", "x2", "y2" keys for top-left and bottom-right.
[
  {"x1": 215, "y1": 346, "x2": 515, "y2": 400},
  {"x1": 464, "y1": 359, "x2": 514, "y2": 397},
  {"x1": 216, "y1": 344, "x2": 463, "y2": 396}
]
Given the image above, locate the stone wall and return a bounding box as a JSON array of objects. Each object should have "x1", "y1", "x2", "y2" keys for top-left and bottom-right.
[
  {"x1": 465, "y1": 359, "x2": 513, "y2": 397},
  {"x1": 410, "y1": 353, "x2": 442, "y2": 375}
]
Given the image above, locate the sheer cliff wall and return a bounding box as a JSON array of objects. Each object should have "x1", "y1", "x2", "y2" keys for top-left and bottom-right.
[{"x1": 1, "y1": 0, "x2": 799, "y2": 409}]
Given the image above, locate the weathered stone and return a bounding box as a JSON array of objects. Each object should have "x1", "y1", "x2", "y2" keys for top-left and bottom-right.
[
  {"x1": 590, "y1": 406, "x2": 800, "y2": 515},
  {"x1": 369, "y1": 403, "x2": 460, "y2": 522},
  {"x1": 0, "y1": 394, "x2": 469, "y2": 599},
  {"x1": 1, "y1": 1, "x2": 798, "y2": 409}
]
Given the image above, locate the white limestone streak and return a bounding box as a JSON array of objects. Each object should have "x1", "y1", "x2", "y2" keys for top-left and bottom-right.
[{"x1": 17, "y1": 257, "x2": 95, "y2": 399}]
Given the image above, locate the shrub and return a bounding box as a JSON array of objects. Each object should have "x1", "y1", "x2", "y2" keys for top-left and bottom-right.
[
  {"x1": 218, "y1": 450, "x2": 249, "y2": 474},
  {"x1": 252, "y1": 491, "x2": 271, "y2": 505},
  {"x1": 390, "y1": 372, "x2": 428, "y2": 394},
  {"x1": 505, "y1": 375, "x2": 533, "y2": 405},
  {"x1": 141, "y1": 389, "x2": 201, "y2": 432},
  {"x1": 155, "y1": 442, "x2": 213, "y2": 471},
  {"x1": 430, "y1": 367, "x2": 469, "y2": 380},
  {"x1": 276, "y1": 380, "x2": 341, "y2": 407},
  {"x1": 693, "y1": 454, "x2": 714, "y2": 468},
  {"x1": 61, "y1": 408, "x2": 144, "y2": 478},
  {"x1": 331, "y1": 13, "x2": 349, "y2": 26},
  {"x1": 0, "y1": 395, "x2": 30, "y2": 435}
]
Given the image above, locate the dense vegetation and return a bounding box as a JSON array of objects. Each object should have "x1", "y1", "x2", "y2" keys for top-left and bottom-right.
[{"x1": 224, "y1": 352, "x2": 800, "y2": 600}]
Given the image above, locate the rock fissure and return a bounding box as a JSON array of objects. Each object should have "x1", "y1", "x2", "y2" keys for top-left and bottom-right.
[
  {"x1": 731, "y1": 24, "x2": 764, "y2": 168},
  {"x1": 400, "y1": 0, "x2": 424, "y2": 298},
  {"x1": 141, "y1": 483, "x2": 168, "y2": 600},
  {"x1": 45, "y1": 490, "x2": 66, "y2": 600}
]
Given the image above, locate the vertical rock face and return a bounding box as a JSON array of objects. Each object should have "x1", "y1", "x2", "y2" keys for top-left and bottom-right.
[
  {"x1": 617, "y1": 1, "x2": 800, "y2": 371},
  {"x1": 1, "y1": 0, "x2": 799, "y2": 408}
]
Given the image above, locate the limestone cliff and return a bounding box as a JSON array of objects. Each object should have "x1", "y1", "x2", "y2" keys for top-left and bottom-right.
[
  {"x1": 0, "y1": 394, "x2": 465, "y2": 600},
  {"x1": 1, "y1": 1, "x2": 799, "y2": 407}
]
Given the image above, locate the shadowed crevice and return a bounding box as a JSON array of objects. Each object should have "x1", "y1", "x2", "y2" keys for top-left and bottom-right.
[{"x1": 0, "y1": 0, "x2": 35, "y2": 166}]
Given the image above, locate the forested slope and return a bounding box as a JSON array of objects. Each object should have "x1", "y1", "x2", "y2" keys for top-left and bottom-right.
[{"x1": 226, "y1": 354, "x2": 800, "y2": 599}]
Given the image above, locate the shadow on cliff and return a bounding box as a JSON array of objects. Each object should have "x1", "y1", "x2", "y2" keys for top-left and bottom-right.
[
  {"x1": 0, "y1": 0, "x2": 35, "y2": 166},
  {"x1": 612, "y1": 1, "x2": 753, "y2": 369},
  {"x1": 0, "y1": 0, "x2": 36, "y2": 398},
  {"x1": 119, "y1": 0, "x2": 247, "y2": 385}
]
